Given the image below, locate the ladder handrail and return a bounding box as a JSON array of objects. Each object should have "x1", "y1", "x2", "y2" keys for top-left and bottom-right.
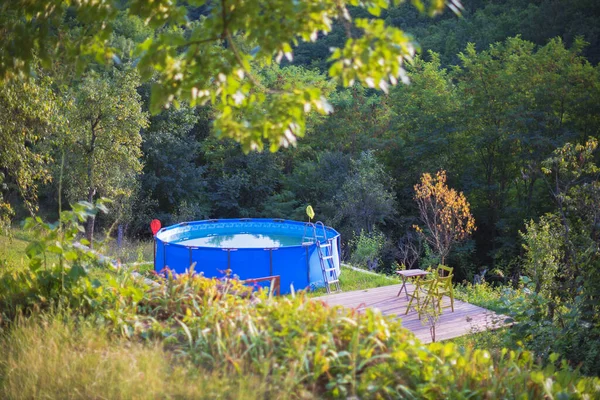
[
  {"x1": 302, "y1": 221, "x2": 317, "y2": 244},
  {"x1": 304, "y1": 221, "x2": 341, "y2": 294},
  {"x1": 315, "y1": 224, "x2": 341, "y2": 294},
  {"x1": 315, "y1": 221, "x2": 328, "y2": 242}
]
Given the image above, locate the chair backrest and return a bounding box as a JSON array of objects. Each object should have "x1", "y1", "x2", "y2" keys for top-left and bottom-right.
[
  {"x1": 437, "y1": 265, "x2": 454, "y2": 277},
  {"x1": 436, "y1": 273, "x2": 453, "y2": 290},
  {"x1": 416, "y1": 277, "x2": 438, "y2": 293}
]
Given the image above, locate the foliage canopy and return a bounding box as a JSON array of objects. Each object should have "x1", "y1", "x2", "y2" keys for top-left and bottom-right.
[{"x1": 0, "y1": 0, "x2": 461, "y2": 152}]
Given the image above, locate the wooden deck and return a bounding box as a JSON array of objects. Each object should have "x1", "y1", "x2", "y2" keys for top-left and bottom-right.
[{"x1": 313, "y1": 283, "x2": 507, "y2": 343}]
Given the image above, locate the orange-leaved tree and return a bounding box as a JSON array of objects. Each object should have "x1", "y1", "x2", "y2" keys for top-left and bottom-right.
[{"x1": 414, "y1": 170, "x2": 476, "y2": 265}]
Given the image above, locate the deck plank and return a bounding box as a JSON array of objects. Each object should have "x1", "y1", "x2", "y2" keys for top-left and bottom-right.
[{"x1": 313, "y1": 283, "x2": 508, "y2": 343}]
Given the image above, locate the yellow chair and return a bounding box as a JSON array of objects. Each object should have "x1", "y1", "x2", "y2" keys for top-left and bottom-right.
[
  {"x1": 405, "y1": 278, "x2": 438, "y2": 318},
  {"x1": 405, "y1": 267, "x2": 455, "y2": 317},
  {"x1": 434, "y1": 265, "x2": 454, "y2": 313},
  {"x1": 437, "y1": 264, "x2": 454, "y2": 277}
]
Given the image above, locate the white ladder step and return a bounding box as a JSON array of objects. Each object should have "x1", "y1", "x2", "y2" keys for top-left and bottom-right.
[
  {"x1": 325, "y1": 268, "x2": 336, "y2": 272},
  {"x1": 322, "y1": 255, "x2": 334, "y2": 260},
  {"x1": 319, "y1": 243, "x2": 331, "y2": 247},
  {"x1": 327, "y1": 279, "x2": 339, "y2": 284}
]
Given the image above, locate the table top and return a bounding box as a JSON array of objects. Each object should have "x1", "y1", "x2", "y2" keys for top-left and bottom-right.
[{"x1": 396, "y1": 269, "x2": 429, "y2": 277}]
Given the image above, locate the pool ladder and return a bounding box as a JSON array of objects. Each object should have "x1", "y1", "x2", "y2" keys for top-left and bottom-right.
[{"x1": 303, "y1": 221, "x2": 341, "y2": 294}]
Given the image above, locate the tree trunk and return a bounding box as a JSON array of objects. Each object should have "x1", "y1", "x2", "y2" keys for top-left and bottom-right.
[
  {"x1": 86, "y1": 186, "x2": 96, "y2": 248},
  {"x1": 85, "y1": 117, "x2": 99, "y2": 248}
]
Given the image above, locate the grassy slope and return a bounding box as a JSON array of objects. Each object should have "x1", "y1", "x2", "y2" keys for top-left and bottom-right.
[
  {"x1": 0, "y1": 228, "x2": 494, "y2": 307},
  {"x1": 0, "y1": 227, "x2": 154, "y2": 271},
  {"x1": 308, "y1": 264, "x2": 400, "y2": 297},
  {"x1": 0, "y1": 227, "x2": 506, "y2": 351},
  {"x1": 0, "y1": 229, "x2": 398, "y2": 296},
  {"x1": 0, "y1": 231, "x2": 30, "y2": 268}
]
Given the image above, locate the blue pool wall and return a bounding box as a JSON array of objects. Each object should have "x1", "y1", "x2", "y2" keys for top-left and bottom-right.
[{"x1": 154, "y1": 219, "x2": 341, "y2": 294}]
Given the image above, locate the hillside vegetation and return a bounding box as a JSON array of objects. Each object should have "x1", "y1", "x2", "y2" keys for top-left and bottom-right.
[
  {"x1": 1, "y1": 0, "x2": 600, "y2": 395},
  {"x1": 1, "y1": 211, "x2": 599, "y2": 398}
]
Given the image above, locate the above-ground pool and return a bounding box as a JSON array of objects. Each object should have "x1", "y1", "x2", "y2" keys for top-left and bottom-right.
[{"x1": 154, "y1": 219, "x2": 341, "y2": 294}]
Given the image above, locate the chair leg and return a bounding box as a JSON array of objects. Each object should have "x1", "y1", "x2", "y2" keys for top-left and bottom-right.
[
  {"x1": 405, "y1": 292, "x2": 416, "y2": 315},
  {"x1": 418, "y1": 293, "x2": 435, "y2": 320}
]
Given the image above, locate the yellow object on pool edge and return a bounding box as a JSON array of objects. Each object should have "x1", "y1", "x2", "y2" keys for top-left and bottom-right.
[{"x1": 306, "y1": 205, "x2": 315, "y2": 221}]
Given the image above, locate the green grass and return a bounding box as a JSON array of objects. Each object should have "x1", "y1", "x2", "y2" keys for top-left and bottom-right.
[
  {"x1": 307, "y1": 264, "x2": 400, "y2": 297},
  {"x1": 0, "y1": 230, "x2": 31, "y2": 269},
  {"x1": 1, "y1": 227, "x2": 154, "y2": 274},
  {"x1": 453, "y1": 282, "x2": 510, "y2": 313},
  {"x1": 448, "y1": 326, "x2": 513, "y2": 350},
  {"x1": 102, "y1": 239, "x2": 154, "y2": 264}
]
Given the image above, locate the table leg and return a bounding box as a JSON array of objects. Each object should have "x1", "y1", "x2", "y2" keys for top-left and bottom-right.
[{"x1": 397, "y1": 276, "x2": 408, "y2": 299}]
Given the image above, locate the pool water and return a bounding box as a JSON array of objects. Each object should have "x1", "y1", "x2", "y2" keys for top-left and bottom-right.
[{"x1": 177, "y1": 233, "x2": 304, "y2": 248}]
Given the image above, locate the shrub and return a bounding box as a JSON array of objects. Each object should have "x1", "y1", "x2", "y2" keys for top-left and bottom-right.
[
  {"x1": 0, "y1": 202, "x2": 109, "y2": 324},
  {"x1": 1, "y1": 210, "x2": 599, "y2": 398},
  {"x1": 521, "y1": 215, "x2": 563, "y2": 298},
  {"x1": 456, "y1": 279, "x2": 600, "y2": 376},
  {"x1": 349, "y1": 229, "x2": 385, "y2": 271},
  {"x1": 127, "y1": 273, "x2": 600, "y2": 398}
]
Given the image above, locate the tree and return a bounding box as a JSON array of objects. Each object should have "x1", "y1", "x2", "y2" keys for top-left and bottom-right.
[
  {"x1": 336, "y1": 151, "x2": 396, "y2": 235},
  {"x1": 0, "y1": 76, "x2": 62, "y2": 215},
  {"x1": 202, "y1": 138, "x2": 285, "y2": 218},
  {"x1": 306, "y1": 86, "x2": 392, "y2": 154},
  {"x1": 540, "y1": 138, "x2": 600, "y2": 297},
  {"x1": 452, "y1": 37, "x2": 600, "y2": 264},
  {"x1": 520, "y1": 215, "x2": 563, "y2": 297},
  {"x1": 518, "y1": 139, "x2": 600, "y2": 374},
  {"x1": 288, "y1": 151, "x2": 352, "y2": 222},
  {"x1": 61, "y1": 68, "x2": 148, "y2": 246},
  {"x1": 386, "y1": 53, "x2": 462, "y2": 178},
  {"x1": 140, "y1": 104, "x2": 207, "y2": 215},
  {"x1": 0, "y1": 0, "x2": 460, "y2": 151},
  {"x1": 0, "y1": 173, "x2": 14, "y2": 232},
  {"x1": 414, "y1": 170, "x2": 475, "y2": 265}
]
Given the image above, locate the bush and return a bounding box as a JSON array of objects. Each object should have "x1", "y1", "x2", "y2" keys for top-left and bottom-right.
[
  {"x1": 456, "y1": 279, "x2": 600, "y2": 376},
  {"x1": 1, "y1": 211, "x2": 599, "y2": 398},
  {"x1": 4, "y1": 271, "x2": 598, "y2": 399},
  {"x1": 0, "y1": 202, "x2": 110, "y2": 324},
  {"x1": 114, "y1": 273, "x2": 599, "y2": 398},
  {"x1": 349, "y1": 230, "x2": 385, "y2": 271}
]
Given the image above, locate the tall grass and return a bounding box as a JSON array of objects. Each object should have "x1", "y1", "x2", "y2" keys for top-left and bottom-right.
[{"x1": 0, "y1": 315, "x2": 294, "y2": 399}]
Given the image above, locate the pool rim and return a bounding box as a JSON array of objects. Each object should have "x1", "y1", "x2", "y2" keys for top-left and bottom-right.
[{"x1": 154, "y1": 218, "x2": 341, "y2": 250}]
